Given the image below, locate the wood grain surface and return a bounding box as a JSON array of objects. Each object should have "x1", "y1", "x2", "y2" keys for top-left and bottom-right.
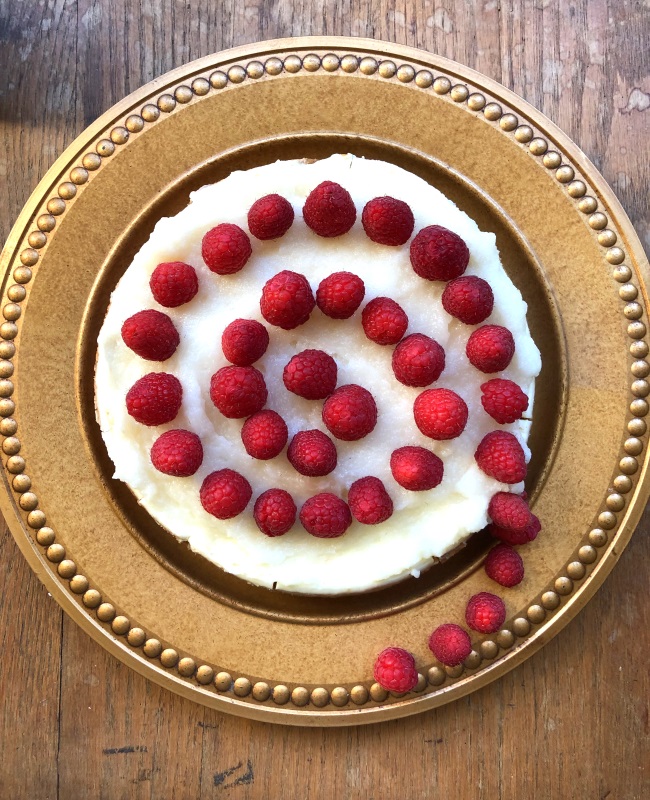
[{"x1": 0, "y1": 1, "x2": 648, "y2": 798}]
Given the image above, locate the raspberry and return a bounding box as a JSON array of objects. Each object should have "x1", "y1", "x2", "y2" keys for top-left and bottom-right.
[
  {"x1": 303, "y1": 181, "x2": 356, "y2": 237},
  {"x1": 348, "y1": 476, "x2": 393, "y2": 524},
  {"x1": 299, "y1": 493, "x2": 352, "y2": 538},
  {"x1": 361, "y1": 297, "x2": 408, "y2": 345},
  {"x1": 413, "y1": 388, "x2": 468, "y2": 440},
  {"x1": 221, "y1": 319, "x2": 269, "y2": 366},
  {"x1": 390, "y1": 446, "x2": 444, "y2": 491},
  {"x1": 465, "y1": 592, "x2": 507, "y2": 634},
  {"x1": 200, "y1": 469, "x2": 252, "y2": 519},
  {"x1": 316, "y1": 272, "x2": 365, "y2": 319},
  {"x1": 287, "y1": 430, "x2": 337, "y2": 477},
  {"x1": 260, "y1": 270, "x2": 315, "y2": 330},
  {"x1": 283, "y1": 349, "x2": 337, "y2": 400},
  {"x1": 428, "y1": 623, "x2": 472, "y2": 667},
  {"x1": 202, "y1": 223, "x2": 252, "y2": 274},
  {"x1": 481, "y1": 378, "x2": 529, "y2": 424},
  {"x1": 490, "y1": 513, "x2": 541, "y2": 546},
  {"x1": 392, "y1": 333, "x2": 446, "y2": 387},
  {"x1": 485, "y1": 543, "x2": 525, "y2": 587},
  {"x1": 488, "y1": 492, "x2": 531, "y2": 533},
  {"x1": 361, "y1": 196, "x2": 415, "y2": 246},
  {"x1": 441, "y1": 275, "x2": 494, "y2": 325},
  {"x1": 322, "y1": 384, "x2": 377, "y2": 441},
  {"x1": 126, "y1": 372, "x2": 182, "y2": 426},
  {"x1": 410, "y1": 225, "x2": 470, "y2": 281},
  {"x1": 475, "y1": 430, "x2": 527, "y2": 484},
  {"x1": 253, "y1": 488, "x2": 297, "y2": 536},
  {"x1": 121, "y1": 309, "x2": 179, "y2": 361},
  {"x1": 373, "y1": 647, "x2": 418, "y2": 693},
  {"x1": 149, "y1": 261, "x2": 199, "y2": 308},
  {"x1": 150, "y1": 429, "x2": 203, "y2": 476},
  {"x1": 247, "y1": 194, "x2": 294, "y2": 240},
  {"x1": 210, "y1": 366, "x2": 267, "y2": 419},
  {"x1": 466, "y1": 325, "x2": 515, "y2": 373},
  {"x1": 241, "y1": 410, "x2": 288, "y2": 460}
]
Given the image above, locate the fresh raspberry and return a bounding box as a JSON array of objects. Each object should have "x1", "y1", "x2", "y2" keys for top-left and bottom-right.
[
  {"x1": 247, "y1": 194, "x2": 294, "y2": 240},
  {"x1": 362, "y1": 297, "x2": 408, "y2": 345},
  {"x1": 287, "y1": 430, "x2": 337, "y2": 477},
  {"x1": 316, "y1": 272, "x2": 365, "y2": 319},
  {"x1": 490, "y1": 513, "x2": 541, "y2": 546},
  {"x1": 121, "y1": 309, "x2": 179, "y2": 361},
  {"x1": 410, "y1": 225, "x2": 470, "y2": 281},
  {"x1": 485, "y1": 543, "x2": 525, "y2": 587},
  {"x1": 210, "y1": 366, "x2": 267, "y2": 419},
  {"x1": 199, "y1": 469, "x2": 252, "y2": 519},
  {"x1": 260, "y1": 270, "x2": 315, "y2": 330},
  {"x1": 466, "y1": 325, "x2": 515, "y2": 373},
  {"x1": 241, "y1": 410, "x2": 288, "y2": 460},
  {"x1": 221, "y1": 319, "x2": 269, "y2": 366},
  {"x1": 390, "y1": 446, "x2": 444, "y2": 491},
  {"x1": 150, "y1": 429, "x2": 203, "y2": 476},
  {"x1": 441, "y1": 275, "x2": 494, "y2": 325},
  {"x1": 361, "y1": 196, "x2": 415, "y2": 246},
  {"x1": 149, "y1": 261, "x2": 199, "y2": 308},
  {"x1": 413, "y1": 388, "x2": 468, "y2": 440},
  {"x1": 125, "y1": 372, "x2": 182, "y2": 426},
  {"x1": 303, "y1": 181, "x2": 356, "y2": 238},
  {"x1": 392, "y1": 333, "x2": 446, "y2": 387},
  {"x1": 283, "y1": 349, "x2": 337, "y2": 400},
  {"x1": 299, "y1": 493, "x2": 352, "y2": 538},
  {"x1": 373, "y1": 647, "x2": 418, "y2": 693},
  {"x1": 488, "y1": 492, "x2": 531, "y2": 533},
  {"x1": 465, "y1": 592, "x2": 507, "y2": 634},
  {"x1": 202, "y1": 223, "x2": 252, "y2": 274},
  {"x1": 322, "y1": 384, "x2": 377, "y2": 441},
  {"x1": 428, "y1": 623, "x2": 472, "y2": 667},
  {"x1": 475, "y1": 430, "x2": 527, "y2": 484},
  {"x1": 348, "y1": 476, "x2": 393, "y2": 524},
  {"x1": 481, "y1": 378, "x2": 529, "y2": 424},
  {"x1": 253, "y1": 488, "x2": 297, "y2": 536}
]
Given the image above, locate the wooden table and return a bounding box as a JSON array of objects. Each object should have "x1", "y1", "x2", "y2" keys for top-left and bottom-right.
[{"x1": 1, "y1": 2, "x2": 648, "y2": 797}]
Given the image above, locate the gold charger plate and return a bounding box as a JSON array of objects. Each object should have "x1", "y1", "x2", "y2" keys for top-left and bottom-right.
[{"x1": 1, "y1": 37, "x2": 648, "y2": 726}]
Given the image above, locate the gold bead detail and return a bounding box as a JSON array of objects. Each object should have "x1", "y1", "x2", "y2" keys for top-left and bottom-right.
[
  {"x1": 467, "y1": 93, "x2": 486, "y2": 111},
  {"x1": 340, "y1": 55, "x2": 358, "y2": 73},
  {"x1": 311, "y1": 687, "x2": 330, "y2": 707},
  {"x1": 445, "y1": 664, "x2": 464, "y2": 679},
  {"x1": 500, "y1": 113, "x2": 518, "y2": 131},
  {"x1": 69, "y1": 574, "x2": 88, "y2": 594},
  {"x1": 215, "y1": 671, "x2": 232, "y2": 691},
  {"x1": 464, "y1": 650, "x2": 481, "y2": 669},
  {"x1": 58, "y1": 182, "x2": 76, "y2": 199},
  {"x1": 578, "y1": 196, "x2": 597, "y2": 214},
  {"x1": 483, "y1": 102, "x2": 502, "y2": 120},
  {"x1": 589, "y1": 528, "x2": 609, "y2": 547},
  {"x1": 631, "y1": 380, "x2": 649, "y2": 397},
  {"x1": 14, "y1": 265, "x2": 33, "y2": 282},
  {"x1": 283, "y1": 56, "x2": 303, "y2": 74},
  {"x1": 197, "y1": 665, "x2": 215, "y2": 685},
  {"x1": 606, "y1": 493, "x2": 625, "y2": 511},
  {"x1": 630, "y1": 398, "x2": 648, "y2": 416},
  {"x1": 174, "y1": 85, "x2": 193, "y2": 103},
  {"x1": 543, "y1": 151, "x2": 561, "y2": 169},
  {"x1": 125, "y1": 114, "x2": 144, "y2": 132},
  {"x1": 567, "y1": 179, "x2": 587, "y2": 197},
  {"x1": 628, "y1": 321, "x2": 646, "y2": 339},
  {"x1": 28, "y1": 231, "x2": 47, "y2": 249},
  {"x1": 578, "y1": 545, "x2": 597, "y2": 564},
  {"x1": 556, "y1": 165, "x2": 575, "y2": 183},
  {"x1": 614, "y1": 474, "x2": 633, "y2": 493},
  {"x1": 37, "y1": 213, "x2": 56, "y2": 232},
  {"x1": 322, "y1": 54, "x2": 340, "y2": 73},
  {"x1": 57, "y1": 559, "x2": 76, "y2": 579},
  {"x1": 619, "y1": 456, "x2": 639, "y2": 474},
  {"x1": 178, "y1": 657, "x2": 196, "y2": 677},
  {"x1": 615, "y1": 265, "x2": 633, "y2": 283},
  {"x1": 378, "y1": 60, "x2": 396, "y2": 78},
  {"x1": 233, "y1": 676, "x2": 252, "y2": 695},
  {"x1": 427, "y1": 666, "x2": 446, "y2": 686},
  {"x1": 541, "y1": 591, "x2": 560, "y2": 610},
  {"x1": 606, "y1": 246, "x2": 625, "y2": 264},
  {"x1": 252, "y1": 681, "x2": 271, "y2": 701},
  {"x1": 141, "y1": 103, "x2": 160, "y2": 121},
  {"x1": 7, "y1": 454, "x2": 25, "y2": 472},
  {"x1": 628, "y1": 416, "x2": 647, "y2": 435},
  {"x1": 12, "y1": 473, "x2": 30, "y2": 492},
  {"x1": 157, "y1": 94, "x2": 176, "y2": 112},
  {"x1": 47, "y1": 197, "x2": 66, "y2": 215},
  {"x1": 35, "y1": 526, "x2": 54, "y2": 546},
  {"x1": 272, "y1": 684, "x2": 290, "y2": 704},
  {"x1": 3, "y1": 303, "x2": 21, "y2": 321},
  {"x1": 265, "y1": 57, "x2": 284, "y2": 75},
  {"x1": 0, "y1": 399, "x2": 16, "y2": 417},
  {"x1": 331, "y1": 687, "x2": 349, "y2": 706},
  {"x1": 597, "y1": 230, "x2": 617, "y2": 247},
  {"x1": 191, "y1": 77, "x2": 210, "y2": 95},
  {"x1": 624, "y1": 436, "x2": 643, "y2": 456},
  {"x1": 567, "y1": 560, "x2": 586, "y2": 579},
  {"x1": 19, "y1": 492, "x2": 38, "y2": 511},
  {"x1": 619, "y1": 283, "x2": 638, "y2": 301},
  {"x1": 529, "y1": 137, "x2": 548, "y2": 155},
  {"x1": 96, "y1": 602, "x2": 115, "y2": 622},
  {"x1": 209, "y1": 71, "x2": 228, "y2": 88},
  {"x1": 0, "y1": 322, "x2": 18, "y2": 340},
  {"x1": 631, "y1": 361, "x2": 649, "y2": 379},
  {"x1": 512, "y1": 617, "x2": 531, "y2": 636},
  {"x1": 127, "y1": 627, "x2": 146, "y2": 647},
  {"x1": 0, "y1": 362, "x2": 13, "y2": 380},
  {"x1": 245, "y1": 61, "x2": 264, "y2": 79},
  {"x1": 480, "y1": 640, "x2": 498, "y2": 659},
  {"x1": 0, "y1": 377, "x2": 14, "y2": 396},
  {"x1": 350, "y1": 684, "x2": 369, "y2": 704},
  {"x1": 450, "y1": 84, "x2": 469, "y2": 102},
  {"x1": 110, "y1": 125, "x2": 129, "y2": 143},
  {"x1": 7, "y1": 285, "x2": 26, "y2": 302},
  {"x1": 625, "y1": 303, "x2": 644, "y2": 321},
  {"x1": 291, "y1": 686, "x2": 309, "y2": 706},
  {"x1": 0, "y1": 342, "x2": 14, "y2": 358},
  {"x1": 82, "y1": 589, "x2": 101, "y2": 608},
  {"x1": 82, "y1": 152, "x2": 102, "y2": 170},
  {"x1": 555, "y1": 576, "x2": 573, "y2": 595},
  {"x1": 96, "y1": 139, "x2": 115, "y2": 157},
  {"x1": 527, "y1": 605, "x2": 546, "y2": 624},
  {"x1": 396, "y1": 64, "x2": 415, "y2": 83},
  {"x1": 160, "y1": 649, "x2": 179, "y2": 668},
  {"x1": 302, "y1": 55, "x2": 321, "y2": 73},
  {"x1": 69, "y1": 167, "x2": 88, "y2": 185},
  {"x1": 588, "y1": 212, "x2": 608, "y2": 230},
  {"x1": 111, "y1": 615, "x2": 130, "y2": 635},
  {"x1": 143, "y1": 638, "x2": 162, "y2": 658},
  {"x1": 598, "y1": 511, "x2": 617, "y2": 529},
  {"x1": 3, "y1": 435, "x2": 20, "y2": 454},
  {"x1": 415, "y1": 673, "x2": 427, "y2": 692},
  {"x1": 432, "y1": 76, "x2": 451, "y2": 94},
  {"x1": 415, "y1": 70, "x2": 433, "y2": 88},
  {"x1": 369, "y1": 683, "x2": 389, "y2": 701}
]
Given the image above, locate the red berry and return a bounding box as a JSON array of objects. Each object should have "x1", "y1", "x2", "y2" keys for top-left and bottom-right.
[
  {"x1": 247, "y1": 194, "x2": 294, "y2": 240},
  {"x1": 413, "y1": 388, "x2": 468, "y2": 440},
  {"x1": 441, "y1": 275, "x2": 494, "y2": 324},
  {"x1": 390, "y1": 446, "x2": 444, "y2": 491},
  {"x1": 348, "y1": 476, "x2": 393, "y2": 524},
  {"x1": 362, "y1": 196, "x2": 415, "y2": 246},
  {"x1": 373, "y1": 647, "x2": 418, "y2": 693},
  {"x1": 221, "y1": 319, "x2": 269, "y2": 366},
  {"x1": 475, "y1": 430, "x2": 527, "y2": 484},
  {"x1": 410, "y1": 225, "x2": 470, "y2": 281},
  {"x1": 466, "y1": 325, "x2": 515, "y2": 373},
  {"x1": 361, "y1": 297, "x2": 408, "y2": 345},
  {"x1": 299, "y1": 493, "x2": 352, "y2": 538},
  {"x1": 253, "y1": 488, "x2": 297, "y2": 536},
  {"x1": 428, "y1": 623, "x2": 472, "y2": 666},
  {"x1": 150, "y1": 261, "x2": 199, "y2": 308},
  {"x1": 200, "y1": 469, "x2": 252, "y2": 519},
  {"x1": 241, "y1": 410, "x2": 288, "y2": 460},
  {"x1": 465, "y1": 592, "x2": 506, "y2": 634},
  {"x1": 488, "y1": 492, "x2": 531, "y2": 533},
  {"x1": 121, "y1": 309, "x2": 179, "y2": 361},
  {"x1": 210, "y1": 366, "x2": 267, "y2": 419},
  {"x1": 260, "y1": 270, "x2": 315, "y2": 330},
  {"x1": 283, "y1": 349, "x2": 337, "y2": 400},
  {"x1": 485, "y1": 543, "x2": 525, "y2": 587},
  {"x1": 481, "y1": 378, "x2": 529, "y2": 424},
  {"x1": 322, "y1": 384, "x2": 377, "y2": 441},
  {"x1": 150, "y1": 429, "x2": 203, "y2": 476},
  {"x1": 316, "y1": 272, "x2": 365, "y2": 319},
  {"x1": 303, "y1": 181, "x2": 356, "y2": 237},
  {"x1": 126, "y1": 372, "x2": 182, "y2": 426},
  {"x1": 490, "y1": 513, "x2": 541, "y2": 546},
  {"x1": 202, "y1": 223, "x2": 252, "y2": 274},
  {"x1": 392, "y1": 333, "x2": 446, "y2": 387},
  {"x1": 287, "y1": 430, "x2": 337, "y2": 477}
]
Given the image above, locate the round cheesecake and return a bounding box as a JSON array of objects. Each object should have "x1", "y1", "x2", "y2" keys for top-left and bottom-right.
[{"x1": 95, "y1": 154, "x2": 542, "y2": 595}]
